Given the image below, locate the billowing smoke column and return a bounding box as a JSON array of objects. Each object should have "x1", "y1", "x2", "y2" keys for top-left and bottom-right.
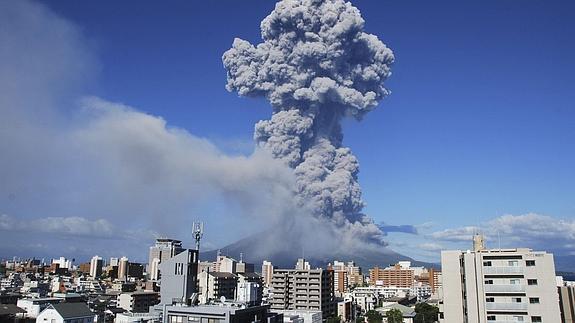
[{"x1": 223, "y1": 0, "x2": 394, "y2": 247}]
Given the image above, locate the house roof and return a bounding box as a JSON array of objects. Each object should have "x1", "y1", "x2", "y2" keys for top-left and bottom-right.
[
  {"x1": 50, "y1": 303, "x2": 94, "y2": 319},
  {"x1": 0, "y1": 304, "x2": 26, "y2": 315}
]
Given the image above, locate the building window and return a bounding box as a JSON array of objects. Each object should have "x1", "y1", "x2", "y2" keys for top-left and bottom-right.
[
  {"x1": 529, "y1": 297, "x2": 540, "y2": 304},
  {"x1": 487, "y1": 315, "x2": 496, "y2": 321},
  {"x1": 513, "y1": 297, "x2": 522, "y2": 303},
  {"x1": 531, "y1": 316, "x2": 542, "y2": 322},
  {"x1": 526, "y1": 260, "x2": 535, "y2": 266},
  {"x1": 508, "y1": 260, "x2": 519, "y2": 267},
  {"x1": 483, "y1": 261, "x2": 492, "y2": 267},
  {"x1": 510, "y1": 279, "x2": 520, "y2": 285},
  {"x1": 485, "y1": 280, "x2": 493, "y2": 285},
  {"x1": 486, "y1": 297, "x2": 494, "y2": 302},
  {"x1": 528, "y1": 279, "x2": 538, "y2": 285},
  {"x1": 512, "y1": 316, "x2": 524, "y2": 321}
]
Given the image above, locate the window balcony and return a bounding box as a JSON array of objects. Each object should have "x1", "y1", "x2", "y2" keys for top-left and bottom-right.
[
  {"x1": 485, "y1": 302, "x2": 528, "y2": 310},
  {"x1": 483, "y1": 284, "x2": 525, "y2": 293},
  {"x1": 483, "y1": 267, "x2": 524, "y2": 275}
]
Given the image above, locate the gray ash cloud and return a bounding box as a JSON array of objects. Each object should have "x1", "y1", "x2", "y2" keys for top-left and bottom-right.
[{"x1": 223, "y1": 0, "x2": 394, "y2": 247}]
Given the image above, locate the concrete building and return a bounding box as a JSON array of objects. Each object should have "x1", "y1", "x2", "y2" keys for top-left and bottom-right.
[
  {"x1": 109, "y1": 257, "x2": 119, "y2": 267},
  {"x1": 159, "y1": 249, "x2": 199, "y2": 305},
  {"x1": 440, "y1": 235, "x2": 561, "y2": 323},
  {"x1": 117, "y1": 291, "x2": 159, "y2": 313},
  {"x1": 558, "y1": 285, "x2": 575, "y2": 323},
  {"x1": 237, "y1": 272, "x2": 263, "y2": 305},
  {"x1": 160, "y1": 303, "x2": 281, "y2": 323},
  {"x1": 369, "y1": 262, "x2": 415, "y2": 288},
  {"x1": 115, "y1": 312, "x2": 161, "y2": 323},
  {"x1": 51, "y1": 257, "x2": 72, "y2": 270},
  {"x1": 262, "y1": 260, "x2": 274, "y2": 287},
  {"x1": 36, "y1": 303, "x2": 94, "y2": 323},
  {"x1": 148, "y1": 238, "x2": 184, "y2": 281},
  {"x1": 337, "y1": 299, "x2": 355, "y2": 322},
  {"x1": 275, "y1": 310, "x2": 322, "y2": 323},
  {"x1": 118, "y1": 256, "x2": 129, "y2": 281},
  {"x1": 198, "y1": 271, "x2": 238, "y2": 303},
  {"x1": 270, "y1": 261, "x2": 336, "y2": 319},
  {"x1": 90, "y1": 255, "x2": 103, "y2": 278}
]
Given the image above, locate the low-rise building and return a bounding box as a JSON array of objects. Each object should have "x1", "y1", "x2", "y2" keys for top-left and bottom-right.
[
  {"x1": 160, "y1": 303, "x2": 281, "y2": 323},
  {"x1": 117, "y1": 291, "x2": 159, "y2": 313}
]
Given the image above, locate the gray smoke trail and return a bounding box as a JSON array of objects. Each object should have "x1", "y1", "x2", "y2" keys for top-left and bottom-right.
[{"x1": 223, "y1": 0, "x2": 394, "y2": 247}]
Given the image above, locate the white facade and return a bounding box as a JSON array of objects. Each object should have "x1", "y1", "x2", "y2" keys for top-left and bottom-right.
[
  {"x1": 51, "y1": 257, "x2": 72, "y2": 270},
  {"x1": 17, "y1": 298, "x2": 61, "y2": 319},
  {"x1": 440, "y1": 246, "x2": 561, "y2": 323},
  {"x1": 90, "y1": 255, "x2": 103, "y2": 278},
  {"x1": 118, "y1": 256, "x2": 129, "y2": 280},
  {"x1": 262, "y1": 260, "x2": 274, "y2": 287},
  {"x1": 276, "y1": 310, "x2": 322, "y2": 323},
  {"x1": 236, "y1": 281, "x2": 259, "y2": 304}
]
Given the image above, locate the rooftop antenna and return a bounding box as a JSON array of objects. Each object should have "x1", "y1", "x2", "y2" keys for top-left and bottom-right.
[{"x1": 192, "y1": 221, "x2": 204, "y2": 251}]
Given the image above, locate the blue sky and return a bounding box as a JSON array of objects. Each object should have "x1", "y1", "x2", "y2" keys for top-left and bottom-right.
[{"x1": 1, "y1": 0, "x2": 574, "y2": 264}]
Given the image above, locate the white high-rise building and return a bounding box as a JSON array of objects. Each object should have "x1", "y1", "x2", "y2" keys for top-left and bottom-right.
[
  {"x1": 90, "y1": 256, "x2": 103, "y2": 278},
  {"x1": 439, "y1": 234, "x2": 561, "y2": 323},
  {"x1": 148, "y1": 238, "x2": 183, "y2": 281},
  {"x1": 118, "y1": 256, "x2": 129, "y2": 281},
  {"x1": 261, "y1": 260, "x2": 273, "y2": 287}
]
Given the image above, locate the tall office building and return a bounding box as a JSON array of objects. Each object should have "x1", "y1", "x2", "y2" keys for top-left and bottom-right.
[
  {"x1": 148, "y1": 238, "x2": 184, "y2": 280},
  {"x1": 262, "y1": 260, "x2": 274, "y2": 287},
  {"x1": 118, "y1": 256, "x2": 129, "y2": 281},
  {"x1": 270, "y1": 259, "x2": 336, "y2": 319},
  {"x1": 158, "y1": 249, "x2": 199, "y2": 305},
  {"x1": 440, "y1": 234, "x2": 561, "y2": 323},
  {"x1": 90, "y1": 256, "x2": 103, "y2": 278}
]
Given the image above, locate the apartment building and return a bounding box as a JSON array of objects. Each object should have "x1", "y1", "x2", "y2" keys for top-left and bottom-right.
[
  {"x1": 440, "y1": 234, "x2": 561, "y2": 323},
  {"x1": 369, "y1": 262, "x2": 415, "y2": 288},
  {"x1": 197, "y1": 271, "x2": 238, "y2": 303},
  {"x1": 270, "y1": 261, "x2": 336, "y2": 319},
  {"x1": 117, "y1": 291, "x2": 159, "y2": 313}
]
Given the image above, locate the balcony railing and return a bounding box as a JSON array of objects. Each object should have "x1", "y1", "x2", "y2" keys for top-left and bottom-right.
[
  {"x1": 483, "y1": 284, "x2": 525, "y2": 293},
  {"x1": 486, "y1": 302, "x2": 528, "y2": 310},
  {"x1": 483, "y1": 266, "x2": 524, "y2": 275}
]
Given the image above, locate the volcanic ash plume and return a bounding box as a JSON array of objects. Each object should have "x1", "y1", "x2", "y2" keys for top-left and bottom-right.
[{"x1": 223, "y1": 0, "x2": 394, "y2": 249}]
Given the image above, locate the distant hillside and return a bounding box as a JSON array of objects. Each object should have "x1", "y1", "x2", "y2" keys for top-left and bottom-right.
[{"x1": 200, "y1": 232, "x2": 437, "y2": 271}]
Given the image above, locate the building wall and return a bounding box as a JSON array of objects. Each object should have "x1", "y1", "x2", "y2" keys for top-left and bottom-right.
[
  {"x1": 440, "y1": 248, "x2": 561, "y2": 323},
  {"x1": 559, "y1": 286, "x2": 575, "y2": 323},
  {"x1": 159, "y1": 249, "x2": 198, "y2": 305},
  {"x1": 270, "y1": 268, "x2": 335, "y2": 319}
]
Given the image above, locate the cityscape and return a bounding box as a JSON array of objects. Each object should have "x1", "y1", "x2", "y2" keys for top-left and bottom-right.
[
  {"x1": 1, "y1": 0, "x2": 574, "y2": 322},
  {"x1": 1, "y1": 231, "x2": 575, "y2": 322}
]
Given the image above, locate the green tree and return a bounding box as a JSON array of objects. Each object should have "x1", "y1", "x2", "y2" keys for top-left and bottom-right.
[
  {"x1": 326, "y1": 316, "x2": 341, "y2": 323},
  {"x1": 414, "y1": 303, "x2": 439, "y2": 323},
  {"x1": 386, "y1": 308, "x2": 403, "y2": 323},
  {"x1": 365, "y1": 310, "x2": 383, "y2": 323}
]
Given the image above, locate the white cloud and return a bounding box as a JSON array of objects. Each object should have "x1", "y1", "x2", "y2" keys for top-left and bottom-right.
[
  {"x1": 418, "y1": 242, "x2": 444, "y2": 251},
  {"x1": 0, "y1": 214, "x2": 115, "y2": 238},
  {"x1": 430, "y1": 213, "x2": 575, "y2": 255}
]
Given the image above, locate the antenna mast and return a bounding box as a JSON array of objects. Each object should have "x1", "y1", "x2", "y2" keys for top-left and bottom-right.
[{"x1": 192, "y1": 221, "x2": 204, "y2": 251}]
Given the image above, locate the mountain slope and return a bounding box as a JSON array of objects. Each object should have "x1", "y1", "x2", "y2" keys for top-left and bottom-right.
[{"x1": 200, "y1": 232, "x2": 437, "y2": 270}]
